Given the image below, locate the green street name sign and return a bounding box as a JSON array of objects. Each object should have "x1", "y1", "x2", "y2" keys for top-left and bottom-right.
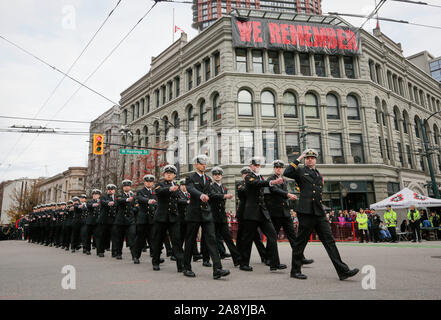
[{"x1": 119, "y1": 149, "x2": 150, "y2": 155}]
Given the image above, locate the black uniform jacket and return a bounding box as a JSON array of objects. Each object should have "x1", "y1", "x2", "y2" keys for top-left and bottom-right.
[
  {"x1": 177, "y1": 190, "x2": 190, "y2": 223},
  {"x1": 267, "y1": 174, "x2": 291, "y2": 219},
  {"x1": 114, "y1": 192, "x2": 136, "y2": 225},
  {"x1": 243, "y1": 172, "x2": 272, "y2": 222},
  {"x1": 86, "y1": 199, "x2": 102, "y2": 225},
  {"x1": 73, "y1": 203, "x2": 87, "y2": 224},
  {"x1": 153, "y1": 181, "x2": 180, "y2": 223},
  {"x1": 236, "y1": 181, "x2": 247, "y2": 221},
  {"x1": 136, "y1": 187, "x2": 158, "y2": 225},
  {"x1": 185, "y1": 172, "x2": 214, "y2": 223},
  {"x1": 283, "y1": 159, "x2": 325, "y2": 217},
  {"x1": 101, "y1": 194, "x2": 118, "y2": 224},
  {"x1": 208, "y1": 182, "x2": 228, "y2": 224}
]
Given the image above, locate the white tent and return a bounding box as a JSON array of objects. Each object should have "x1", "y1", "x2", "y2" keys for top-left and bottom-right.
[{"x1": 370, "y1": 187, "x2": 441, "y2": 210}]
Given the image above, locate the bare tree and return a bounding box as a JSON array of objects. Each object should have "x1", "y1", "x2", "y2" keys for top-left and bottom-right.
[{"x1": 6, "y1": 179, "x2": 42, "y2": 223}]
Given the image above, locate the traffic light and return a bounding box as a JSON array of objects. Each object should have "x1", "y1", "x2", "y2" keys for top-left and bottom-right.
[{"x1": 93, "y1": 134, "x2": 104, "y2": 155}]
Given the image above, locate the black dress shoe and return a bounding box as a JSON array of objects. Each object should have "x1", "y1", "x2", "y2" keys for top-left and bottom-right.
[
  {"x1": 270, "y1": 264, "x2": 287, "y2": 271},
  {"x1": 134, "y1": 258, "x2": 140, "y2": 264},
  {"x1": 153, "y1": 265, "x2": 160, "y2": 271},
  {"x1": 193, "y1": 254, "x2": 203, "y2": 262},
  {"x1": 213, "y1": 269, "x2": 230, "y2": 279},
  {"x1": 116, "y1": 255, "x2": 122, "y2": 260},
  {"x1": 301, "y1": 258, "x2": 314, "y2": 265},
  {"x1": 159, "y1": 258, "x2": 165, "y2": 264},
  {"x1": 71, "y1": 249, "x2": 75, "y2": 253},
  {"x1": 142, "y1": 248, "x2": 147, "y2": 252},
  {"x1": 239, "y1": 265, "x2": 253, "y2": 271},
  {"x1": 170, "y1": 255, "x2": 177, "y2": 261},
  {"x1": 233, "y1": 261, "x2": 240, "y2": 267},
  {"x1": 202, "y1": 261, "x2": 212, "y2": 267},
  {"x1": 183, "y1": 270, "x2": 196, "y2": 277},
  {"x1": 86, "y1": 251, "x2": 91, "y2": 255},
  {"x1": 177, "y1": 266, "x2": 184, "y2": 273},
  {"x1": 291, "y1": 273, "x2": 307, "y2": 280},
  {"x1": 98, "y1": 253, "x2": 104, "y2": 257},
  {"x1": 65, "y1": 248, "x2": 69, "y2": 251},
  {"x1": 339, "y1": 268, "x2": 359, "y2": 281},
  {"x1": 220, "y1": 253, "x2": 231, "y2": 259}
]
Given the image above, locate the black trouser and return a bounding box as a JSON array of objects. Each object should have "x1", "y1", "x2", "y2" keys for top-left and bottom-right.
[
  {"x1": 215, "y1": 228, "x2": 227, "y2": 256},
  {"x1": 358, "y1": 229, "x2": 369, "y2": 242},
  {"x1": 111, "y1": 224, "x2": 136, "y2": 257},
  {"x1": 214, "y1": 222, "x2": 241, "y2": 264},
  {"x1": 63, "y1": 225, "x2": 72, "y2": 248},
  {"x1": 410, "y1": 222, "x2": 421, "y2": 241},
  {"x1": 371, "y1": 227, "x2": 381, "y2": 242},
  {"x1": 152, "y1": 221, "x2": 183, "y2": 269},
  {"x1": 179, "y1": 222, "x2": 199, "y2": 256},
  {"x1": 271, "y1": 216, "x2": 304, "y2": 265},
  {"x1": 291, "y1": 213, "x2": 349, "y2": 277},
  {"x1": 80, "y1": 223, "x2": 88, "y2": 250},
  {"x1": 388, "y1": 227, "x2": 397, "y2": 242},
  {"x1": 134, "y1": 224, "x2": 153, "y2": 259},
  {"x1": 95, "y1": 224, "x2": 108, "y2": 254},
  {"x1": 71, "y1": 223, "x2": 82, "y2": 249},
  {"x1": 184, "y1": 221, "x2": 222, "y2": 271},
  {"x1": 84, "y1": 224, "x2": 96, "y2": 252},
  {"x1": 240, "y1": 219, "x2": 279, "y2": 268},
  {"x1": 164, "y1": 232, "x2": 172, "y2": 254},
  {"x1": 236, "y1": 221, "x2": 266, "y2": 261},
  {"x1": 24, "y1": 227, "x2": 29, "y2": 241},
  {"x1": 45, "y1": 226, "x2": 51, "y2": 244}
]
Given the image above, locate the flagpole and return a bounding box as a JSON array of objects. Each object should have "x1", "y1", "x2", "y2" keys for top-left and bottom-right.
[{"x1": 172, "y1": 8, "x2": 175, "y2": 43}]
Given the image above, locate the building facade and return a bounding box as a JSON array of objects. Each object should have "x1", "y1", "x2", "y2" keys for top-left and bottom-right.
[
  {"x1": 119, "y1": 12, "x2": 441, "y2": 212},
  {"x1": 87, "y1": 105, "x2": 121, "y2": 192},
  {"x1": 192, "y1": 0, "x2": 322, "y2": 31},
  {"x1": 408, "y1": 51, "x2": 441, "y2": 84},
  {"x1": 37, "y1": 167, "x2": 88, "y2": 203},
  {"x1": 0, "y1": 178, "x2": 36, "y2": 225}
]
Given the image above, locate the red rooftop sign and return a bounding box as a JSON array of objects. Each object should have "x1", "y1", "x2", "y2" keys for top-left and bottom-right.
[{"x1": 232, "y1": 17, "x2": 361, "y2": 55}]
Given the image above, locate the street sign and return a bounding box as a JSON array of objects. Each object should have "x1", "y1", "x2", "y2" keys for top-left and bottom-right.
[{"x1": 119, "y1": 149, "x2": 150, "y2": 155}]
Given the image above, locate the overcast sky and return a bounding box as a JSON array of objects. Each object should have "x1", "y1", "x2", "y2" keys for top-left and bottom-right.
[{"x1": 0, "y1": 0, "x2": 440, "y2": 182}]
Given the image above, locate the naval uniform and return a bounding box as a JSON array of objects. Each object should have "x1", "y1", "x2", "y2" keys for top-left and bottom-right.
[{"x1": 283, "y1": 160, "x2": 350, "y2": 277}]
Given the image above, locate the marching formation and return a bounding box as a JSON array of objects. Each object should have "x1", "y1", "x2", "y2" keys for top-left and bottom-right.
[{"x1": 25, "y1": 150, "x2": 359, "y2": 281}]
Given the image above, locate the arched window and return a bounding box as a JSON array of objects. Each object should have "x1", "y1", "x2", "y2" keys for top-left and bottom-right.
[
  {"x1": 146, "y1": 95, "x2": 150, "y2": 114},
  {"x1": 283, "y1": 92, "x2": 297, "y2": 118},
  {"x1": 188, "y1": 106, "x2": 194, "y2": 131},
  {"x1": 143, "y1": 126, "x2": 148, "y2": 147},
  {"x1": 393, "y1": 108, "x2": 400, "y2": 131},
  {"x1": 414, "y1": 117, "x2": 420, "y2": 138},
  {"x1": 305, "y1": 92, "x2": 318, "y2": 118},
  {"x1": 347, "y1": 95, "x2": 360, "y2": 120},
  {"x1": 200, "y1": 100, "x2": 207, "y2": 126},
  {"x1": 136, "y1": 129, "x2": 141, "y2": 147},
  {"x1": 123, "y1": 109, "x2": 128, "y2": 125},
  {"x1": 173, "y1": 112, "x2": 180, "y2": 129},
  {"x1": 136, "y1": 102, "x2": 140, "y2": 119},
  {"x1": 238, "y1": 89, "x2": 253, "y2": 116},
  {"x1": 402, "y1": 111, "x2": 408, "y2": 134},
  {"x1": 140, "y1": 98, "x2": 145, "y2": 116},
  {"x1": 163, "y1": 116, "x2": 169, "y2": 140},
  {"x1": 154, "y1": 121, "x2": 160, "y2": 144},
  {"x1": 261, "y1": 91, "x2": 275, "y2": 117},
  {"x1": 131, "y1": 105, "x2": 135, "y2": 122},
  {"x1": 213, "y1": 94, "x2": 221, "y2": 121},
  {"x1": 434, "y1": 125, "x2": 439, "y2": 145},
  {"x1": 326, "y1": 93, "x2": 339, "y2": 119}
]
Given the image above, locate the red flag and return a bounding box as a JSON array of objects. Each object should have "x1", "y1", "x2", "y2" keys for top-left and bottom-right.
[{"x1": 175, "y1": 25, "x2": 186, "y2": 34}]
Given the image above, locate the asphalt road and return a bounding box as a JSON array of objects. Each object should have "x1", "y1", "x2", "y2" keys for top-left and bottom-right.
[{"x1": 1, "y1": 240, "x2": 440, "y2": 300}]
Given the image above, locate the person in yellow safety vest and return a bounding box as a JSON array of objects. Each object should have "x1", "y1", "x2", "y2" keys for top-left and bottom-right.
[
  {"x1": 384, "y1": 205, "x2": 398, "y2": 243},
  {"x1": 407, "y1": 205, "x2": 422, "y2": 242},
  {"x1": 356, "y1": 209, "x2": 368, "y2": 243}
]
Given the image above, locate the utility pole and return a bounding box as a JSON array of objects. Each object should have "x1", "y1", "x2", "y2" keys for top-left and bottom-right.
[{"x1": 420, "y1": 110, "x2": 441, "y2": 198}]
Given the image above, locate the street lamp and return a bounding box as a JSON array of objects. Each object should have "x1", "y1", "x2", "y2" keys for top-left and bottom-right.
[
  {"x1": 152, "y1": 116, "x2": 181, "y2": 178},
  {"x1": 119, "y1": 126, "x2": 133, "y2": 182},
  {"x1": 420, "y1": 110, "x2": 441, "y2": 199}
]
